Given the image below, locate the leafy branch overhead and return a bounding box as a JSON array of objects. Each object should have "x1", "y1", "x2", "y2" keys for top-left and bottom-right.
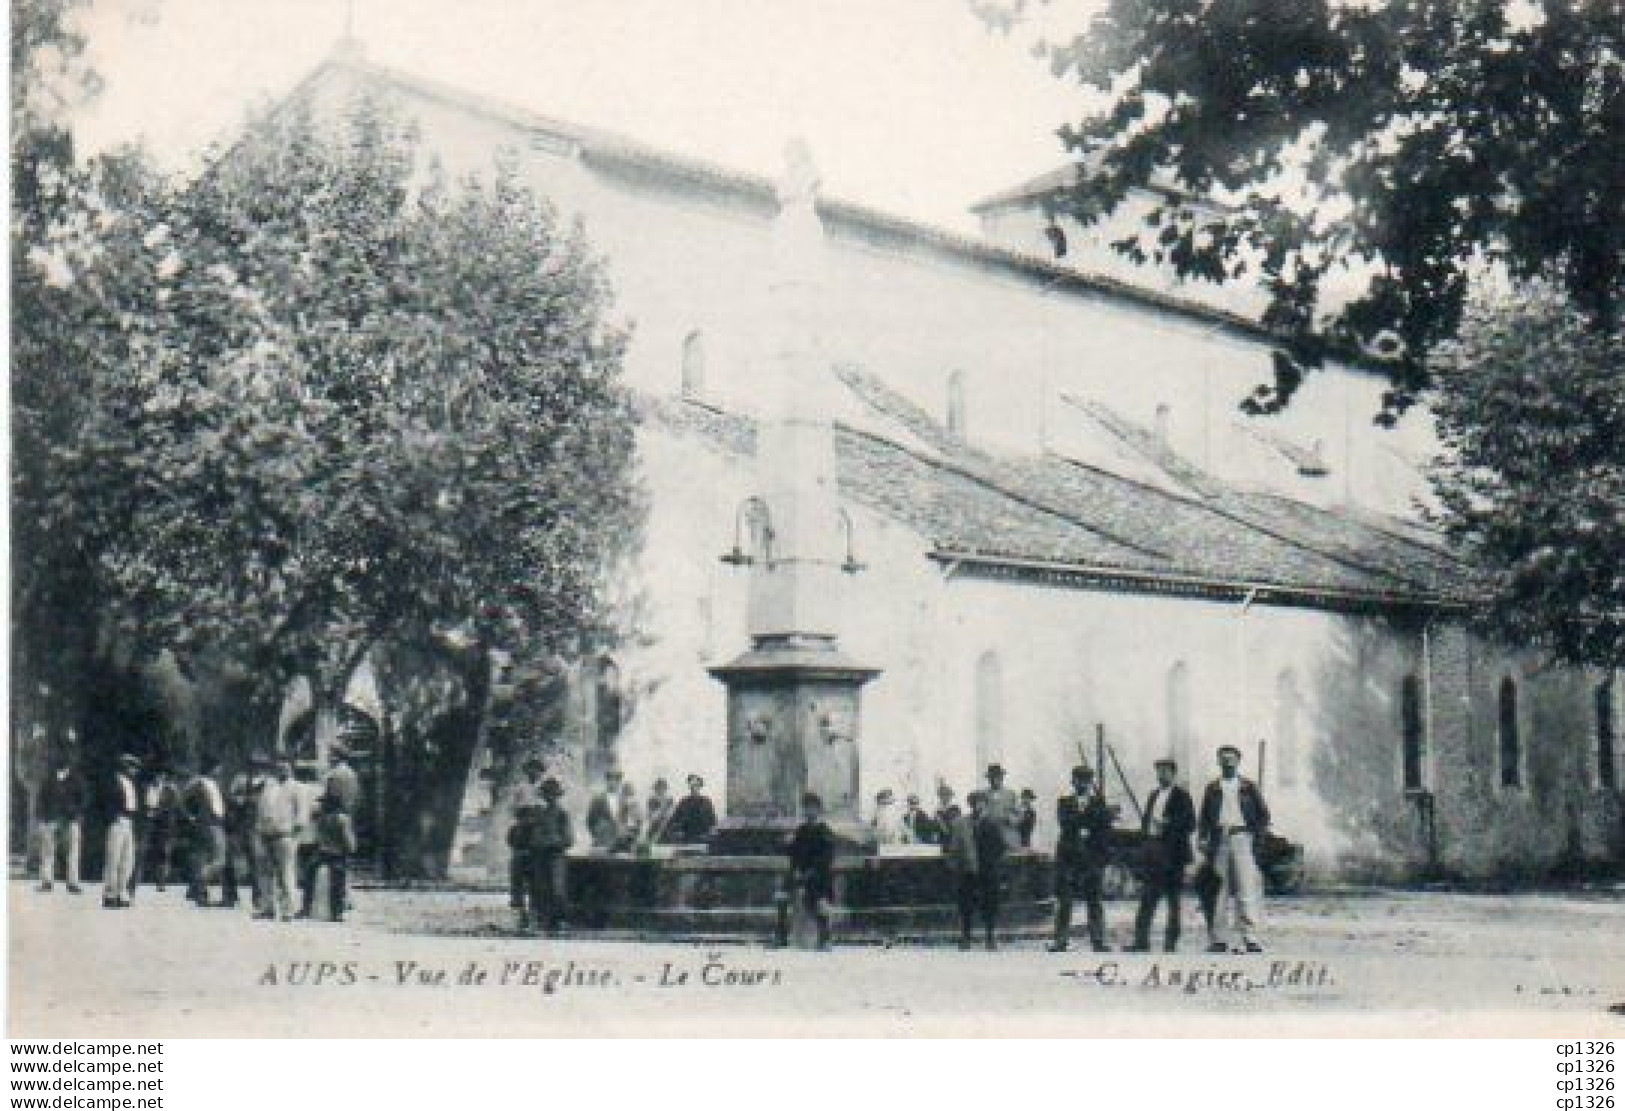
[{"x1": 1006, "y1": 0, "x2": 1623, "y2": 419}]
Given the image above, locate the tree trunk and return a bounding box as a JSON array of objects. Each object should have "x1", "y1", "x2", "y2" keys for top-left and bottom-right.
[{"x1": 403, "y1": 645, "x2": 493, "y2": 882}]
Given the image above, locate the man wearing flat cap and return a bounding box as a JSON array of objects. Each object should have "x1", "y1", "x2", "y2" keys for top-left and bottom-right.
[
  {"x1": 1198, "y1": 744, "x2": 1271, "y2": 953},
  {"x1": 1128, "y1": 758, "x2": 1196, "y2": 952},
  {"x1": 1049, "y1": 765, "x2": 1115, "y2": 952}
]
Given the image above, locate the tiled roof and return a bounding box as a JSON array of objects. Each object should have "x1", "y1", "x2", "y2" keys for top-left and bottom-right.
[
  {"x1": 1058, "y1": 393, "x2": 1224, "y2": 498},
  {"x1": 826, "y1": 368, "x2": 1481, "y2": 608},
  {"x1": 639, "y1": 394, "x2": 1167, "y2": 572}
]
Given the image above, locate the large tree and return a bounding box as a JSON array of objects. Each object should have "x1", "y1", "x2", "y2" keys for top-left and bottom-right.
[
  {"x1": 73, "y1": 95, "x2": 644, "y2": 766},
  {"x1": 11, "y1": 0, "x2": 173, "y2": 810},
  {"x1": 1000, "y1": 0, "x2": 1622, "y2": 417},
  {"x1": 1429, "y1": 287, "x2": 1624, "y2": 668}
]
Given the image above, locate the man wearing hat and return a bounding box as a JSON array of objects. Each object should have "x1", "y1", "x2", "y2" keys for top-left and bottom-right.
[
  {"x1": 254, "y1": 758, "x2": 300, "y2": 920},
  {"x1": 184, "y1": 757, "x2": 228, "y2": 907},
  {"x1": 507, "y1": 756, "x2": 547, "y2": 913},
  {"x1": 1048, "y1": 765, "x2": 1116, "y2": 952},
  {"x1": 225, "y1": 755, "x2": 270, "y2": 911},
  {"x1": 662, "y1": 774, "x2": 717, "y2": 844},
  {"x1": 784, "y1": 792, "x2": 835, "y2": 950},
  {"x1": 870, "y1": 788, "x2": 908, "y2": 846},
  {"x1": 35, "y1": 743, "x2": 87, "y2": 894},
  {"x1": 1197, "y1": 744, "x2": 1271, "y2": 953},
  {"x1": 1128, "y1": 758, "x2": 1197, "y2": 952},
  {"x1": 102, "y1": 754, "x2": 142, "y2": 908},
  {"x1": 524, "y1": 777, "x2": 574, "y2": 935},
  {"x1": 983, "y1": 764, "x2": 1021, "y2": 850},
  {"x1": 292, "y1": 761, "x2": 325, "y2": 918}
]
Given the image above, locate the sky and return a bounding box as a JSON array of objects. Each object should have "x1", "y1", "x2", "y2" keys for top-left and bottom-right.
[{"x1": 71, "y1": 0, "x2": 1100, "y2": 233}]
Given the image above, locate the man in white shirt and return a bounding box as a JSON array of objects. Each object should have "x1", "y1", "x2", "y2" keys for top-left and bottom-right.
[
  {"x1": 1196, "y1": 745, "x2": 1271, "y2": 953},
  {"x1": 254, "y1": 759, "x2": 300, "y2": 920},
  {"x1": 292, "y1": 763, "x2": 325, "y2": 918},
  {"x1": 103, "y1": 754, "x2": 142, "y2": 908},
  {"x1": 870, "y1": 789, "x2": 909, "y2": 846}
]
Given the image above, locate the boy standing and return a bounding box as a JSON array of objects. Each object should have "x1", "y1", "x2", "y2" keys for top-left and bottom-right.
[{"x1": 785, "y1": 792, "x2": 835, "y2": 950}]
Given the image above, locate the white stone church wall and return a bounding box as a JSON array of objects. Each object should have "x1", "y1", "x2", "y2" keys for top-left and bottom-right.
[{"x1": 331, "y1": 67, "x2": 1437, "y2": 520}]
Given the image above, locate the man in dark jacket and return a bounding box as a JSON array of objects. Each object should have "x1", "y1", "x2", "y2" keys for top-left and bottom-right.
[
  {"x1": 526, "y1": 778, "x2": 574, "y2": 935},
  {"x1": 947, "y1": 791, "x2": 1006, "y2": 950},
  {"x1": 35, "y1": 745, "x2": 87, "y2": 893},
  {"x1": 1197, "y1": 744, "x2": 1271, "y2": 953},
  {"x1": 1048, "y1": 765, "x2": 1116, "y2": 953},
  {"x1": 308, "y1": 794, "x2": 357, "y2": 922},
  {"x1": 661, "y1": 774, "x2": 718, "y2": 844},
  {"x1": 1128, "y1": 758, "x2": 1196, "y2": 953},
  {"x1": 183, "y1": 758, "x2": 228, "y2": 907},
  {"x1": 784, "y1": 792, "x2": 835, "y2": 950}
]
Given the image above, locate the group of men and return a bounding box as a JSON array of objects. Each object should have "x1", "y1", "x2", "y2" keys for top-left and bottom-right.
[
  {"x1": 784, "y1": 745, "x2": 1272, "y2": 954},
  {"x1": 871, "y1": 766, "x2": 1040, "y2": 850},
  {"x1": 584, "y1": 768, "x2": 719, "y2": 851},
  {"x1": 32, "y1": 744, "x2": 361, "y2": 925},
  {"x1": 503, "y1": 759, "x2": 722, "y2": 933}
]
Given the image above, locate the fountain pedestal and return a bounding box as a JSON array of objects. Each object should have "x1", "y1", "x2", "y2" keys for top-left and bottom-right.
[{"x1": 707, "y1": 635, "x2": 879, "y2": 856}]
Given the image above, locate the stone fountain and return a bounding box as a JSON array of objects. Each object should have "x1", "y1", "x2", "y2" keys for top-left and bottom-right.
[{"x1": 565, "y1": 143, "x2": 1052, "y2": 938}]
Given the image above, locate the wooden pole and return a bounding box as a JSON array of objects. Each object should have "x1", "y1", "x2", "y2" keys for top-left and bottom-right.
[{"x1": 1096, "y1": 724, "x2": 1106, "y2": 801}]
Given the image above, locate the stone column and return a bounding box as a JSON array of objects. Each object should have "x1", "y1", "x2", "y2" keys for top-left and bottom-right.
[{"x1": 709, "y1": 140, "x2": 879, "y2": 855}]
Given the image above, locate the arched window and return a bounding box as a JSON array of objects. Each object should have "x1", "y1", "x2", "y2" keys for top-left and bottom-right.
[
  {"x1": 1166, "y1": 661, "x2": 1191, "y2": 780},
  {"x1": 1274, "y1": 669, "x2": 1301, "y2": 789},
  {"x1": 681, "y1": 331, "x2": 706, "y2": 398},
  {"x1": 1153, "y1": 403, "x2": 1172, "y2": 447},
  {"x1": 947, "y1": 370, "x2": 968, "y2": 441},
  {"x1": 1498, "y1": 677, "x2": 1521, "y2": 789},
  {"x1": 974, "y1": 651, "x2": 1002, "y2": 773},
  {"x1": 1401, "y1": 674, "x2": 1424, "y2": 792},
  {"x1": 1598, "y1": 677, "x2": 1618, "y2": 791}
]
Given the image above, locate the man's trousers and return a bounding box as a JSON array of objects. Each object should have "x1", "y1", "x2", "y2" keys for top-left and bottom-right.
[
  {"x1": 524, "y1": 852, "x2": 568, "y2": 932},
  {"x1": 301, "y1": 851, "x2": 349, "y2": 920},
  {"x1": 1132, "y1": 844, "x2": 1185, "y2": 951},
  {"x1": 1209, "y1": 831, "x2": 1263, "y2": 947},
  {"x1": 103, "y1": 817, "x2": 134, "y2": 904},
  {"x1": 956, "y1": 870, "x2": 1001, "y2": 942},
  {"x1": 36, "y1": 819, "x2": 81, "y2": 888},
  {"x1": 1053, "y1": 857, "x2": 1106, "y2": 949},
  {"x1": 255, "y1": 833, "x2": 297, "y2": 919},
  {"x1": 188, "y1": 824, "x2": 226, "y2": 903}
]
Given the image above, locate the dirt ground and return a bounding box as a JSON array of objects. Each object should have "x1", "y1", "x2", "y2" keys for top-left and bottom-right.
[{"x1": 9, "y1": 880, "x2": 1624, "y2": 1037}]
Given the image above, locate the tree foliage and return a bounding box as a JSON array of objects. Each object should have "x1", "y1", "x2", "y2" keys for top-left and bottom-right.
[
  {"x1": 11, "y1": 0, "x2": 157, "y2": 774},
  {"x1": 1429, "y1": 287, "x2": 1625, "y2": 668},
  {"x1": 64, "y1": 96, "x2": 645, "y2": 709},
  {"x1": 1006, "y1": 0, "x2": 1624, "y2": 418}
]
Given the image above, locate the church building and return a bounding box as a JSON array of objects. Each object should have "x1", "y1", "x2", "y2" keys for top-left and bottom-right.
[{"x1": 286, "y1": 50, "x2": 1621, "y2": 885}]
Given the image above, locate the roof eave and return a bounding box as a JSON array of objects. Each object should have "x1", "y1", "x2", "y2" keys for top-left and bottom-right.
[{"x1": 929, "y1": 549, "x2": 1478, "y2": 617}]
